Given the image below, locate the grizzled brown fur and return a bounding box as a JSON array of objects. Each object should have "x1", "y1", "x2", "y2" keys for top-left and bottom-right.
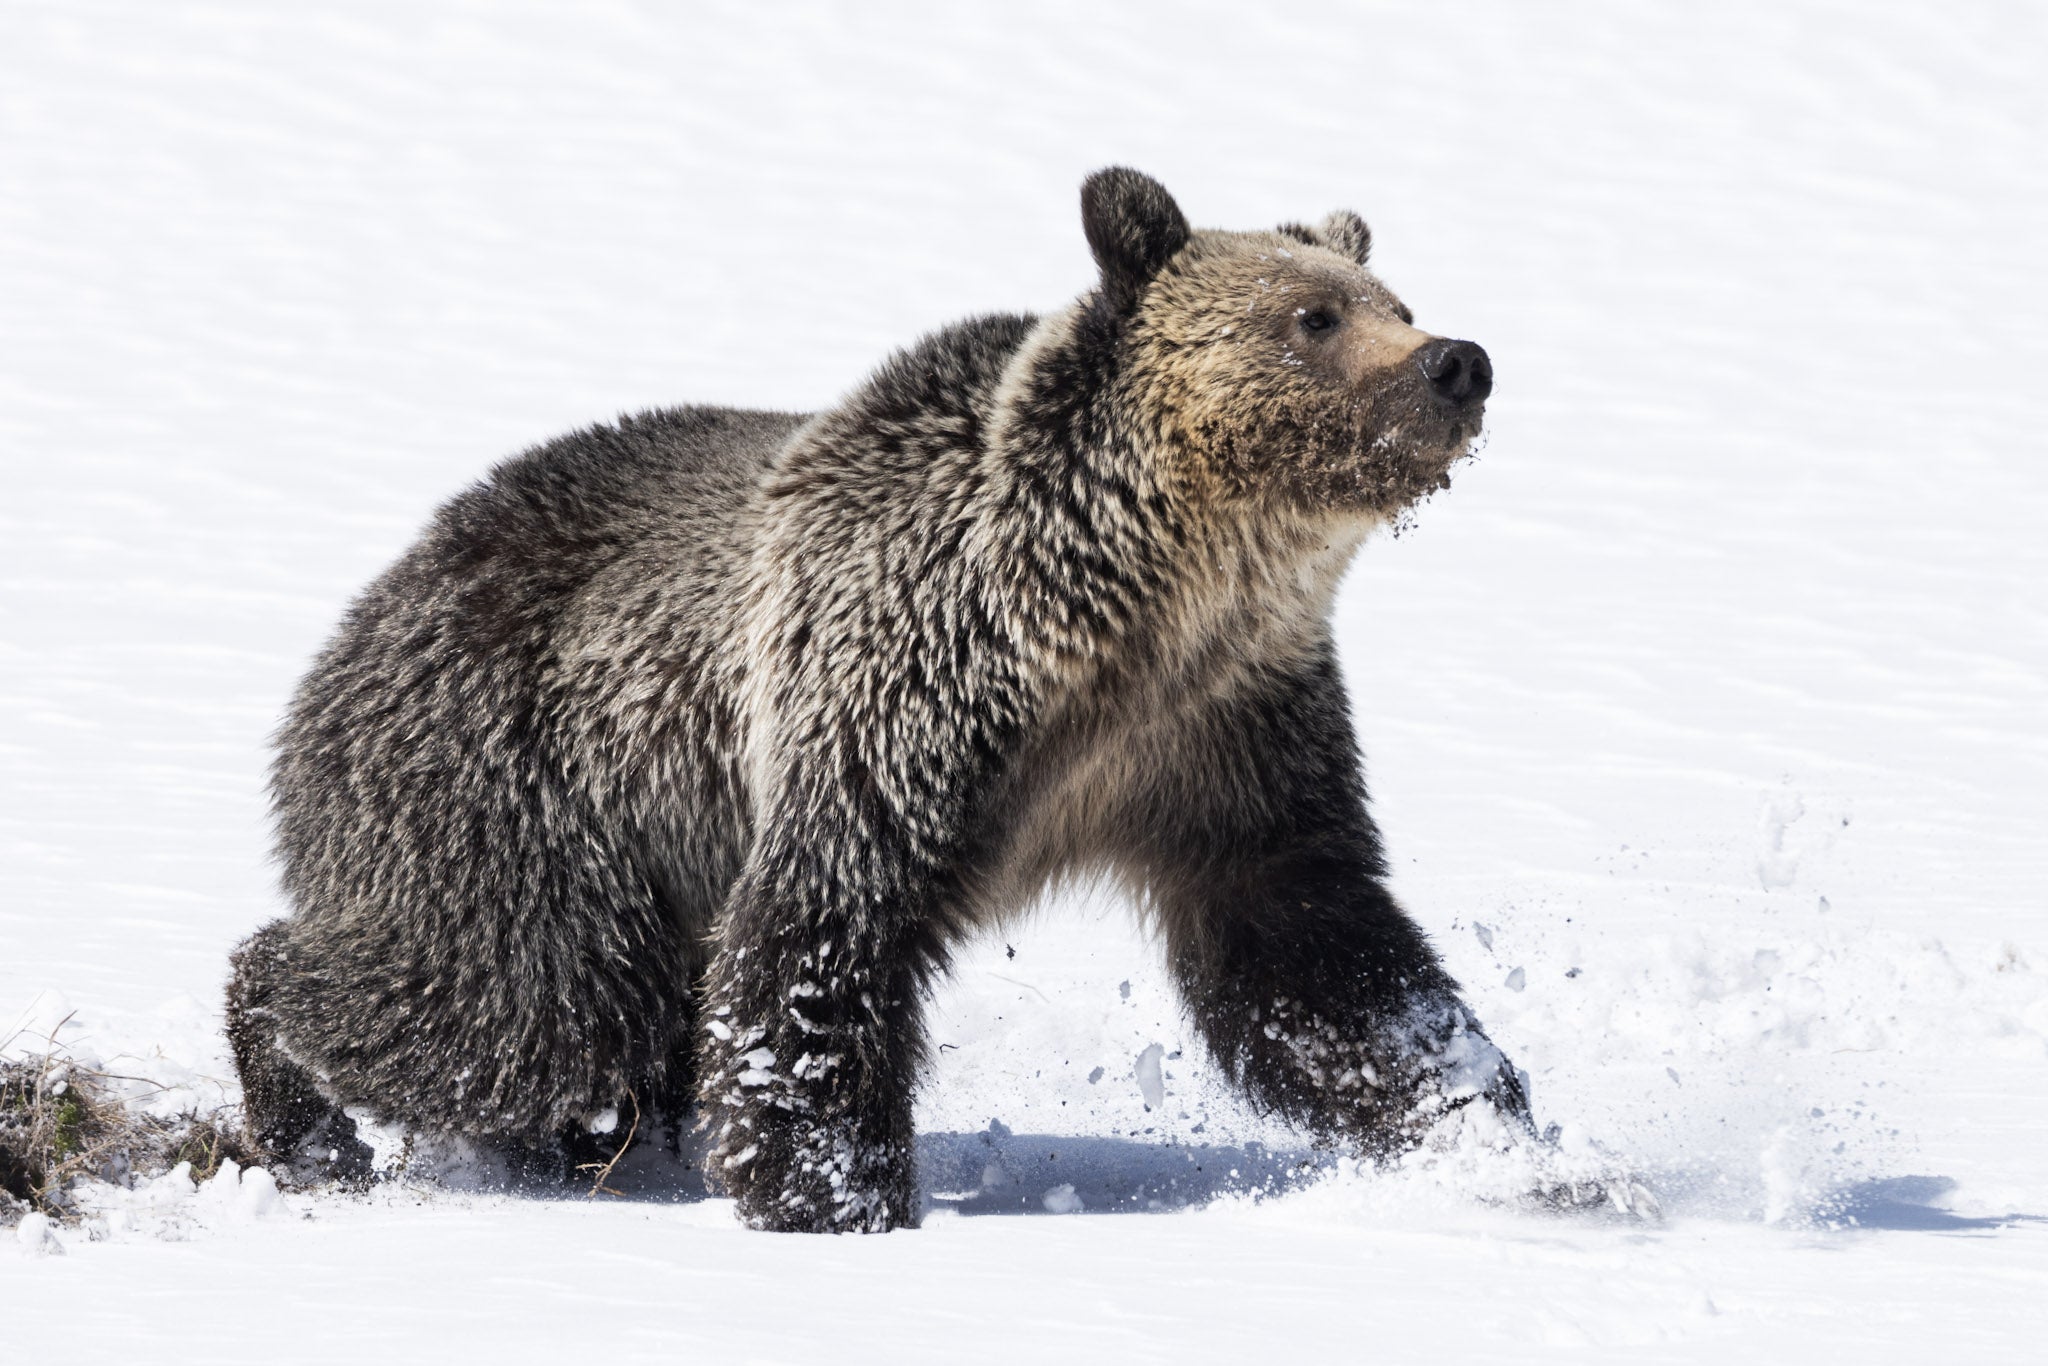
[{"x1": 230, "y1": 168, "x2": 1528, "y2": 1232}]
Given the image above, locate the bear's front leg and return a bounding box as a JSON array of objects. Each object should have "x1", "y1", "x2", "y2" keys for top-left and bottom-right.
[
  {"x1": 1148, "y1": 645, "x2": 1535, "y2": 1158},
  {"x1": 697, "y1": 820, "x2": 941, "y2": 1233},
  {"x1": 1170, "y1": 895, "x2": 1534, "y2": 1158}
]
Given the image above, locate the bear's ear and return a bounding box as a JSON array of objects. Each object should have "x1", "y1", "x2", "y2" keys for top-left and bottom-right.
[
  {"x1": 1317, "y1": 210, "x2": 1372, "y2": 266},
  {"x1": 1081, "y1": 168, "x2": 1191, "y2": 314}
]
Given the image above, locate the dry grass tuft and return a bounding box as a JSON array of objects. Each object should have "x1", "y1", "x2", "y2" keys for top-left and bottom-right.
[
  {"x1": 0, "y1": 1046, "x2": 260, "y2": 1226},
  {"x1": 575, "y1": 1089, "x2": 640, "y2": 1199}
]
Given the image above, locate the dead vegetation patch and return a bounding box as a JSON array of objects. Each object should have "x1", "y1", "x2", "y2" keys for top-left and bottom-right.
[{"x1": 0, "y1": 1051, "x2": 259, "y2": 1226}]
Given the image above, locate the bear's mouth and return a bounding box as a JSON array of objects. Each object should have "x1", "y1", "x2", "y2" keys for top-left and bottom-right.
[
  {"x1": 1353, "y1": 405, "x2": 1484, "y2": 510},
  {"x1": 1198, "y1": 390, "x2": 1484, "y2": 516}
]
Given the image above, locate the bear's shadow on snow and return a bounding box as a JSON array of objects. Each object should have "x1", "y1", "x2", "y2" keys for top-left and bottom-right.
[
  {"x1": 919, "y1": 1121, "x2": 1328, "y2": 1216},
  {"x1": 1814, "y1": 1175, "x2": 2048, "y2": 1234},
  {"x1": 583, "y1": 1119, "x2": 1325, "y2": 1216},
  {"x1": 588, "y1": 1143, "x2": 2048, "y2": 1233}
]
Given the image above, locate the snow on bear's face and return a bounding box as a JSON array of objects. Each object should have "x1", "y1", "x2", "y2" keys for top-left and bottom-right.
[{"x1": 1130, "y1": 222, "x2": 1492, "y2": 520}]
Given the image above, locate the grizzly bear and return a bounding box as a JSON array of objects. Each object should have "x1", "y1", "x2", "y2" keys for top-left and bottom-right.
[{"x1": 229, "y1": 168, "x2": 1538, "y2": 1232}]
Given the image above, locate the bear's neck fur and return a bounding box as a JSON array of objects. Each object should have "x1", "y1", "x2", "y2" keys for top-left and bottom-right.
[{"x1": 984, "y1": 299, "x2": 1371, "y2": 693}]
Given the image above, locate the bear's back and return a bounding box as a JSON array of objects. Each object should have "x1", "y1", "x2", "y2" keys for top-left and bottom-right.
[
  {"x1": 420, "y1": 404, "x2": 804, "y2": 628},
  {"x1": 271, "y1": 405, "x2": 806, "y2": 932}
]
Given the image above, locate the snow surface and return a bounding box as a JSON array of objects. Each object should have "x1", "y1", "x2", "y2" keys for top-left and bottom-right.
[{"x1": 4, "y1": 1, "x2": 2047, "y2": 1360}]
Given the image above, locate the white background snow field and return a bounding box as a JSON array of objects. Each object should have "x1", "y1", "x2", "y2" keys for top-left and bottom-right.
[{"x1": 3, "y1": 2, "x2": 2045, "y2": 1361}]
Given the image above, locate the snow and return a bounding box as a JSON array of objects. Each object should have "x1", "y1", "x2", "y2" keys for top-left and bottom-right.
[{"x1": 3, "y1": 1, "x2": 2046, "y2": 1360}]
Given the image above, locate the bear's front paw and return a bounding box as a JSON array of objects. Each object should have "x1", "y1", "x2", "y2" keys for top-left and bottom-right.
[
  {"x1": 700, "y1": 1022, "x2": 917, "y2": 1233},
  {"x1": 1392, "y1": 996, "x2": 1536, "y2": 1142},
  {"x1": 1256, "y1": 991, "x2": 1535, "y2": 1158},
  {"x1": 707, "y1": 1102, "x2": 915, "y2": 1233},
  {"x1": 1388, "y1": 1002, "x2": 1660, "y2": 1222}
]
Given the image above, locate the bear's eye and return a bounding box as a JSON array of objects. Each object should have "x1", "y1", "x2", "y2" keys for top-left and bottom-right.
[{"x1": 1299, "y1": 310, "x2": 1336, "y2": 334}]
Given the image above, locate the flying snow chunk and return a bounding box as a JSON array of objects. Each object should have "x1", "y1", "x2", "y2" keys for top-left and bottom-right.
[
  {"x1": 1043, "y1": 1183, "x2": 1083, "y2": 1214},
  {"x1": 1135, "y1": 1042, "x2": 1165, "y2": 1110}
]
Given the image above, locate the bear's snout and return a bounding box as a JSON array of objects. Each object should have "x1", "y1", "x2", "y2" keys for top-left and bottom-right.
[{"x1": 1415, "y1": 338, "x2": 1492, "y2": 409}]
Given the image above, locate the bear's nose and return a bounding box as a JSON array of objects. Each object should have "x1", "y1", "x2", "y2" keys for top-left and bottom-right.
[{"x1": 1416, "y1": 339, "x2": 1492, "y2": 408}]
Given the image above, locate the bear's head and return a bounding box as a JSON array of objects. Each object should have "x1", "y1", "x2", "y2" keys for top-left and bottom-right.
[{"x1": 1081, "y1": 167, "x2": 1490, "y2": 520}]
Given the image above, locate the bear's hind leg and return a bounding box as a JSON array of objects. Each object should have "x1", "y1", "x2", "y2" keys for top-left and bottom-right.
[{"x1": 225, "y1": 920, "x2": 371, "y2": 1180}]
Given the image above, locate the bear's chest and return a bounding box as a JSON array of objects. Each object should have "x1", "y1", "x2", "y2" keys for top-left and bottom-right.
[{"x1": 964, "y1": 522, "x2": 1360, "y2": 921}]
